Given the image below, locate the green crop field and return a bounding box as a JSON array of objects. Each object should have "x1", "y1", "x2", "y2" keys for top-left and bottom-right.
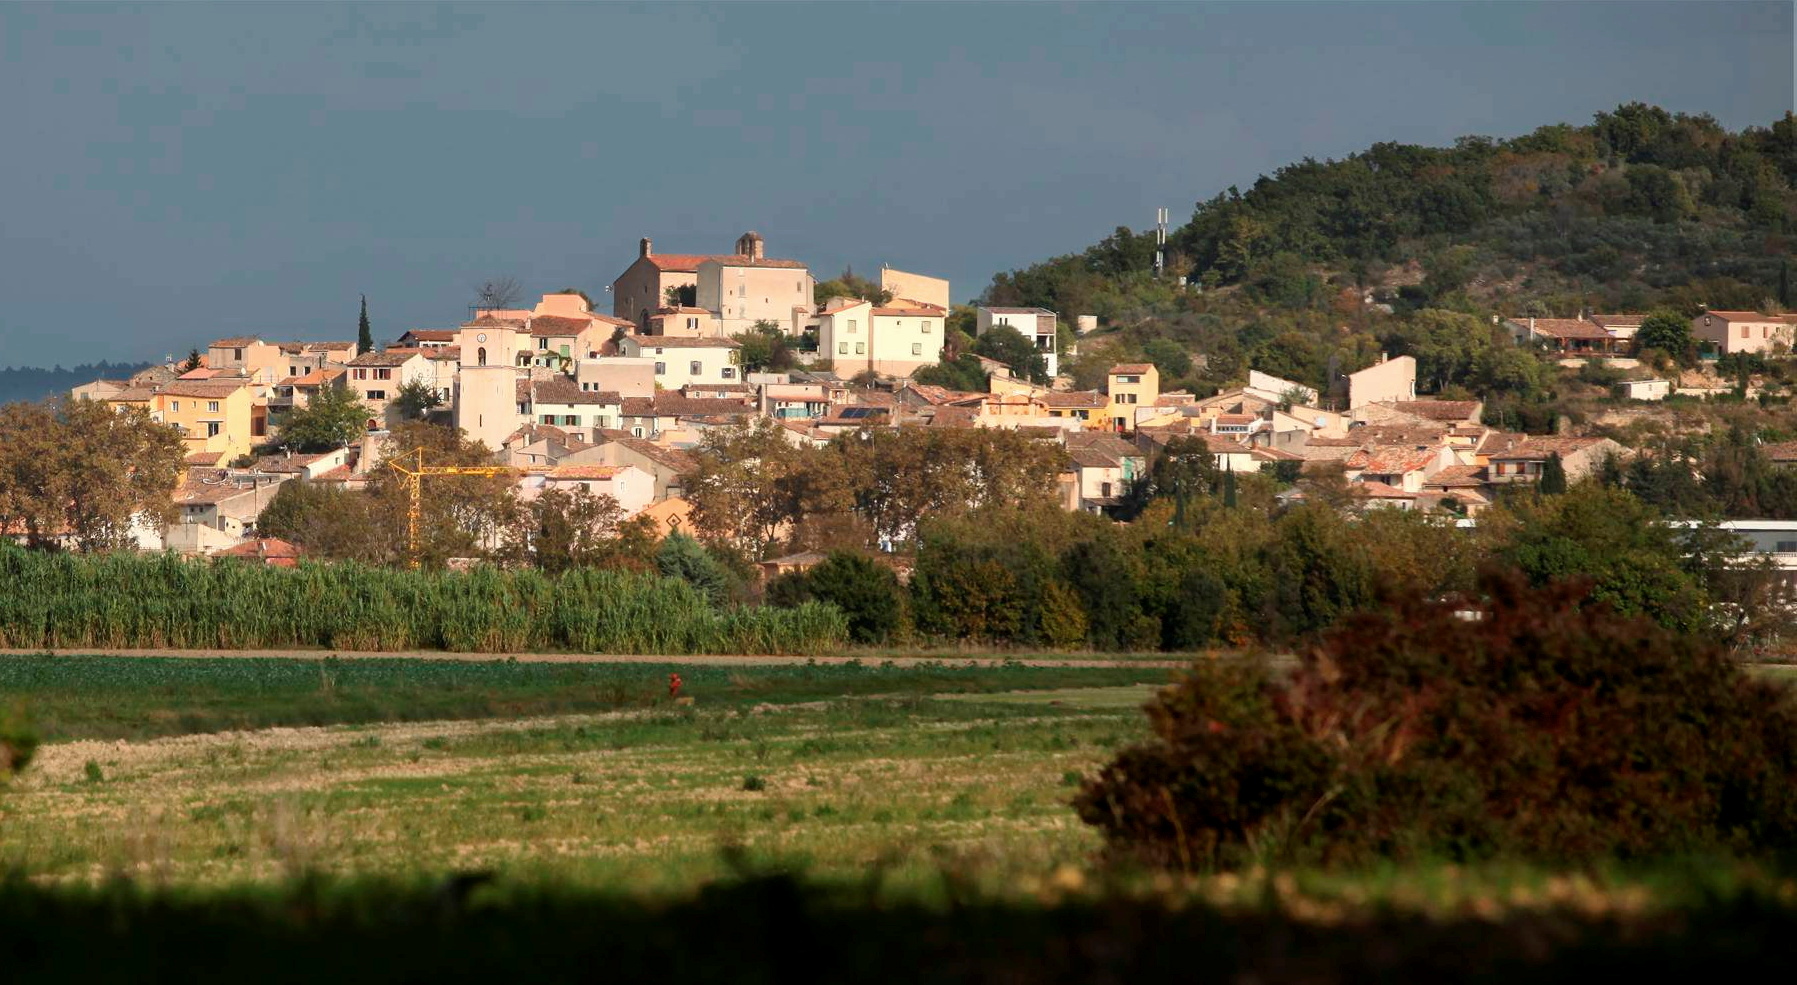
[{"x1": 3, "y1": 654, "x2": 1795, "y2": 981}]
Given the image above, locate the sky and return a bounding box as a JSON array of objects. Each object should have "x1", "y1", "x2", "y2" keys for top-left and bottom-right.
[{"x1": 0, "y1": 1, "x2": 1790, "y2": 368}]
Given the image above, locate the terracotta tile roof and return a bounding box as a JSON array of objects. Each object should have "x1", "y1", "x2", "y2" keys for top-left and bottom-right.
[
  {"x1": 278, "y1": 368, "x2": 346, "y2": 387},
  {"x1": 209, "y1": 337, "x2": 261, "y2": 348},
  {"x1": 901, "y1": 383, "x2": 984, "y2": 406},
  {"x1": 822, "y1": 299, "x2": 871, "y2": 314},
  {"x1": 1390, "y1": 400, "x2": 1480, "y2": 421},
  {"x1": 426, "y1": 347, "x2": 461, "y2": 362},
  {"x1": 1762, "y1": 441, "x2": 1797, "y2": 463},
  {"x1": 642, "y1": 253, "x2": 733, "y2": 272},
  {"x1": 1066, "y1": 433, "x2": 1142, "y2": 459},
  {"x1": 872, "y1": 306, "x2": 945, "y2": 317},
  {"x1": 1705, "y1": 311, "x2": 1786, "y2": 322},
  {"x1": 591, "y1": 313, "x2": 636, "y2": 328},
  {"x1": 1202, "y1": 435, "x2": 1253, "y2": 454},
  {"x1": 311, "y1": 465, "x2": 352, "y2": 482},
  {"x1": 547, "y1": 465, "x2": 626, "y2": 481},
  {"x1": 464, "y1": 316, "x2": 528, "y2": 328},
  {"x1": 347, "y1": 349, "x2": 425, "y2": 367},
  {"x1": 304, "y1": 341, "x2": 357, "y2": 352},
  {"x1": 528, "y1": 316, "x2": 593, "y2": 337},
  {"x1": 161, "y1": 381, "x2": 249, "y2": 399},
  {"x1": 1354, "y1": 479, "x2": 1417, "y2": 500},
  {"x1": 1250, "y1": 446, "x2": 1304, "y2": 461},
  {"x1": 399, "y1": 330, "x2": 457, "y2": 342},
  {"x1": 654, "y1": 306, "x2": 712, "y2": 315},
  {"x1": 1588, "y1": 314, "x2": 1644, "y2": 329},
  {"x1": 1486, "y1": 436, "x2": 1610, "y2": 461},
  {"x1": 1070, "y1": 447, "x2": 1123, "y2": 469},
  {"x1": 1109, "y1": 363, "x2": 1155, "y2": 375},
  {"x1": 926, "y1": 406, "x2": 978, "y2": 428},
  {"x1": 216, "y1": 538, "x2": 302, "y2": 559},
  {"x1": 1425, "y1": 464, "x2": 1488, "y2": 487},
  {"x1": 530, "y1": 378, "x2": 622, "y2": 407},
  {"x1": 606, "y1": 436, "x2": 699, "y2": 474},
  {"x1": 1346, "y1": 445, "x2": 1441, "y2": 475},
  {"x1": 620, "y1": 395, "x2": 756, "y2": 418},
  {"x1": 184, "y1": 452, "x2": 224, "y2": 466},
  {"x1": 1040, "y1": 390, "x2": 1106, "y2": 408},
  {"x1": 1213, "y1": 413, "x2": 1257, "y2": 425},
  {"x1": 624, "y1": 335, "x2": 741, "y2": 349},
  {"x1": 982, "y1": 306, "x2": 1055, "y2": 315},
  {"x1": 1518, "y1": 318, "x2": 1613, "y2": 341}
]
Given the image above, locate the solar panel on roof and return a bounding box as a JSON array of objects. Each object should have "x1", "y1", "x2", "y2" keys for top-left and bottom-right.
[{"x1": 838, "y1": 406, "x2": 883, "y2": 419}]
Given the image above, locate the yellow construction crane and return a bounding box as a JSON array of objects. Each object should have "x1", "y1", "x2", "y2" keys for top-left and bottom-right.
[{"x1": 387, "y1": 447, "x2": 517, "y2": 568}]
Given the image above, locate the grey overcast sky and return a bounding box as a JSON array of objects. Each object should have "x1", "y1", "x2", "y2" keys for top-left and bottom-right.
[{"x1": 0, "y1": 2, "x2": 1790, "y2": 367}]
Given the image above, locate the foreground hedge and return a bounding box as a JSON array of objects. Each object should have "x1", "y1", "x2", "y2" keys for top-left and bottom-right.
[
  {"x1": 0, "y1": 548, "x2": 847, "y2": 654},
  {"x1": 1077, "y1": 575, "x2": 1797, "y2": 865}
]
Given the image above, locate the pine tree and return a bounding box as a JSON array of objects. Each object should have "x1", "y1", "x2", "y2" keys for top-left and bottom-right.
[
  {"x1": 1539, "y1": 452, "x2": 1568, "y2": 495},
  {"x1": 357, "y1": 294, "x2": 374, "y2": 354}
]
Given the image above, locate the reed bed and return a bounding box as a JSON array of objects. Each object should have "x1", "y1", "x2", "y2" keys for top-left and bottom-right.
[{"x1": 0, "y1": 548, "x2": 846, "y2": 654}]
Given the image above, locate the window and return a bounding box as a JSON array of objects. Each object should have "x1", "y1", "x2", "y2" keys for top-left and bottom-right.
[
  {"x1": 847, "y1": 319, "x2": 857, "y2": 334},
  {"x1": 1743, "y1": 326, "x2": 1750, "y2": 339},
  {"x1": 1116, "y1": 375, "x2": 1139, "y2": 384},
  {"x1": 1101, "y1": 482, "x2": 1112, "y2": 498},
  {"x1": 560, "y1": 344, "x2": 570, "y2": 358},
  {"x1": 207, "y1": 401, "x2": 220, "y2": 412},
  {"x1": 686, "y1": 317, "x2": 699, "y2": 330},
  {"x1": 911, "y1": 343, "x2": 923, "y2": 356},
  {"x1": 739, "y1": 285, "x2": 747, "y2": 297},
  {"x1": 631, "y1": 427, "x2": 645, "y2": 438},
  {"x1": 541, "y1": 415, "x2": 556, "y2": 425},
  {"x1": 233, "y1": 348, "x2": 244, "y2": 361},
  {"x1": 689, "y1": 360, "x2": 702, "y2": 375},
  {"x1": 921, "y1": 321, "x2": 932, "y2": 333},
  {"x1": 171, "y1": 400, "x2": 180, "y2": 412},
  {"x1": 654, "y1": 347, "x2": 665, "y2": 355},
  {"x1": 206, "y1": 422, "x2": 222, "y2": 438},
  {"x1": 1119, "y1": 393, "x2": 1137, "y2": 405},
  {"x1": 722, "y1": 367, "x2": 736, "y2": 380},
  {"x1": 654, "y1": 361, "x2": 666, "y2": 375},
  {"x1": 375, "y1": 368, "x2": 391, "y2": 380},
  {"x1": 1777, "y1": 541, "x2": 1797, "y2": 553},
  {"x1": 537, "y1": 337, "x2": 549, "y2": 350},
  {"x1": 838, "y1": 342, "x2": 848, "y2": 355},
  {"x1": 562, "y1": 415, "x2": 579, "y2": 427},
  {"x1": 855, "y1": 342, "x2": 865, "y2": 354},
  {"x1": 367, "y1": 390, "x2": 386, "y2": 401},
  {"x1": 353, "y1": 368, "x2": 368, "y2": 380}
]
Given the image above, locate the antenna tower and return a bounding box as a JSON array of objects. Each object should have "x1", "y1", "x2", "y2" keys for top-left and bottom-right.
[{"x1": 1155, "y1": 207, "x2": 1168, "y2": 278}]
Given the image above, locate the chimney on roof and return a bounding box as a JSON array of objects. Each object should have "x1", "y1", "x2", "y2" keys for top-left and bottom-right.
[
  {"x1": 1529, "y1": 317, "x2": 1536, "y2": 332},
  {"x1": 639, "y1": 238, "x2": 652, "y2": 258}
]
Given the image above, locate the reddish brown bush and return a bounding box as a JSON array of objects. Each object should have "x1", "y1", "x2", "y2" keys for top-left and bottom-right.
[{"x1": 1075, "y1": 575, "x2": 1797, "y2": 866}]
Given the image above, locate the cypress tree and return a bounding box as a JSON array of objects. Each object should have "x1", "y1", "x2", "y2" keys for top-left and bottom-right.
[
  {"x1": 1222, "y1": 463, "x2": 1238, "y2": 507},
  {"x1": 358, "y1": 294, "x2": 374, "y2": 354},
  {"x1": 1539, "y1": 452, "x2": 1568, "y2": 495},
  {"x1": 1780, "y1": 259, "x2": 1791, "y2": 309}
]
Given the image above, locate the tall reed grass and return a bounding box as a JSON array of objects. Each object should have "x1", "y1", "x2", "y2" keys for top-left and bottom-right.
[{"x1": 0, "y1": 547, "x2": 846, "y2": 654}]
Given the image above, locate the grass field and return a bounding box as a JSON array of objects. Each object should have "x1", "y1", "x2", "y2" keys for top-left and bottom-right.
[{"x1": 3, "y1": 654, "x2": 1796, "y2": 981}]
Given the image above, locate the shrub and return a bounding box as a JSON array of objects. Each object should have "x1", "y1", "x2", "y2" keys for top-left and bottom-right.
[
  {"x1": 802, "y1": 553, "x2": 904, "y2": 645},
  {"x1": 1075, "y1": 574, "x2": 1797, "y2": 867},
  {"x1": 0, "y1": 705, "x2": 37, "y2": 781}
]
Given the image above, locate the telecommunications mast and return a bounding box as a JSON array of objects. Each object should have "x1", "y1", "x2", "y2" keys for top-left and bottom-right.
[{"x1": 1155, "y1": 207, "x2": 1168, "y2": 278}]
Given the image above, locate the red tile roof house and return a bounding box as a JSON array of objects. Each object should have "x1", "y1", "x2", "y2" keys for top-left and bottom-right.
[
  {"x1": 1484, "y1": 436, "x2": 1624, "y2": 485},
  {"x1": 1504, "y1": 316, "x2": 1626, "y2": 356},
  {"x1": 215, "y1": 538, "x2": 303, "y2": 567}
]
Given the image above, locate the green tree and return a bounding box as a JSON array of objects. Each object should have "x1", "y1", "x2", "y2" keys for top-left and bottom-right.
[
  {"x1": 279, "y1": 384, "x2": 374, "y2": 452},
  {"x1": 769, "y1": 552, "x2": 904, "y2": 644},
  {"x1": 813, "y1": 268, "x2": 892, "y2": 307},
  {"x1": 357, "y1": 294, "x2": 374, "y2": 354},
  {"x1": 1141, "y1": 338, "x2": 1193, "y2": 379},
  {"x1": 970, "y1": 325, "x2": 1049, "y2": 383},
  {"x1": 182, "y1": 349, "x2": 202, "y2": 372},
  {"x1": 656, "y1": 531, "x2": 733, "y2": 604},
  {"x1": 391, "y1": 379, "x2": 443, "y2": 421},
  {"x1": 732, "y1": 321, "x2": 795, "y2": 373},
  {"x1": 1635, "y1": 309, "x2": 1693, "y2": 363},
  {"x1": 1538, "y1": 452, "x2": 1567, "y2": 495},
  {"x1": 910, "y1": 354, "x2": 989, "y2": 392},
  {"x1": 663, "y1": 284, "x2": 697, "y2": 307}
]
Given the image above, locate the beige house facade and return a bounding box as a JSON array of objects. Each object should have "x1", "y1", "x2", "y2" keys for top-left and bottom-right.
[
  {"x1": 616, "y1": 335, "x2": 742, "y2": 389},
  {"x1": 880, "y1": 267, "x2": 951, "y2": 311},
  {"x1": 695, "y1": 233, "x2": 813, "y2": 337},
  {"x1": 1347, "y1": 355, "x2": 1417, "y2": 409},
  {"x1": 1693, "y1": 310, "x2": 1797, "y2": 355}
]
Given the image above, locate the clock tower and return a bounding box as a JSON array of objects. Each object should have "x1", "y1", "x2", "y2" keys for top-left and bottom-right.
[{"x1": 453, "y1": 317, "x2": 526, "y2": 456}]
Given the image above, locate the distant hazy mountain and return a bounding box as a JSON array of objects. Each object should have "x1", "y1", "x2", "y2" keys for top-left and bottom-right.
[{"x1": 0, "y1": 362, "x2": 153, "y2": 406}]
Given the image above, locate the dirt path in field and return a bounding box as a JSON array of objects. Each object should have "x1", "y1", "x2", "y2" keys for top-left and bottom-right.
[{"x1": 0, "y1": 647, "x2": 1195, "y2": 669}]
